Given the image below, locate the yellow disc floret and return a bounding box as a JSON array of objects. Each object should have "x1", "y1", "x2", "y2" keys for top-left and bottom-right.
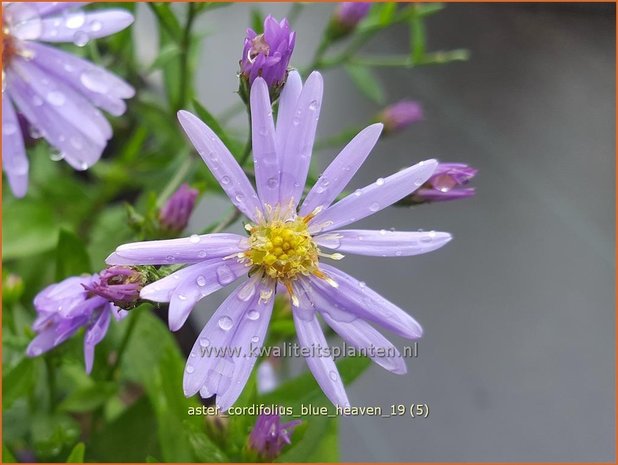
[{"x1": 244, "y1": 216, "x2": 319, "y2": 281}]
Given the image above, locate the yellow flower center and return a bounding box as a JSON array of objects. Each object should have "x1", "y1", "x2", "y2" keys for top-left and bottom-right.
[{"x1": 245, "y1": 216, "x2": 319, "y2": 282}]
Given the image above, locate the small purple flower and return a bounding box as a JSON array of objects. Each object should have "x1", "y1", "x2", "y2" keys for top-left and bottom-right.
[
  {"x1": 159, "y1": 184, "x2": 199, "y2": 234},
  {"x1": 248, "y1": 414, "x2": 301, "y2": 461},
  {"x1": 378, "y1": 100, "x2": 423, "y2": 135},
  {"x1": 240, "y1": 15, "x2": 295, "y2": 89},
  {"x1": 335, "y1": 3, "x2": 371, "y2": 28},
  {"x1": 27, "y1": 275, "x2": 126, "y2": 373},
  {"x1": 410, "y1": 163, "x2": 477, "y2": 204},
  {"x1": 83, "y1": 266, "x2": 145, "y2": 310},
  {"x1": 107, "y1": 71, "x2": 451, "y2": 411},
  {"x1": 2, "y1": 2, "x2": 135, "y2": 198}
]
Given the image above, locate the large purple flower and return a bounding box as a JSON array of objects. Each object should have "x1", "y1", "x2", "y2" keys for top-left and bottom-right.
[
  {"x1": 107, "y1": 71, "x2": 451, "y2": 410},
  {"x1": 2, "y1": 2, "x2": 135, "y2": 197},
  {"x1": 26, "y1": 274, "x2": 126, "y2": 373}
]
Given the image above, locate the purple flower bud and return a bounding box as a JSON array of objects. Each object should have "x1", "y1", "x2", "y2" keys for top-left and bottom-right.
[
  {"x1": 378, "y1": 100, "x2": 424, "y2": 135},
  {"x1": 84, "y1": 266, "x2": 145, "y2": 310},
  {"x1": 27, "y1": 275, "x2": 125, "y2": 373},
  {"x1": 248, "y1": 414, "x2": 302, "y2": 461},
  {"x1": 159, "y1": 184, "x2": 199, "y2": 234},
  {"x1": 335, "y1": 3, "x2": 371, "y2": 28},
  {"x1": 240, "y1": 15, "x2": 296, "y2": 90},
  {"x1": 410, "y1": 163, "x2": 478, "y2": 204}
]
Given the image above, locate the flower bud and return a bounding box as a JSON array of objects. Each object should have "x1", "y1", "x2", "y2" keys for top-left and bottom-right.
[
  {"x1": 3, "y1": 273, "x2": 24, "y2": 305},
  {"x1": 328, "y1": 2, "x2": 371, "y2": 39},
  {"x1": 84, "y1": 266, "x2": 145, "y2": 310},
  {"x1": 408, "y1": 163, "x2": 477, "y2": 204},
  {"x1": 248, "y1": 414, "x2": 301, "y2": 461},
  {"x1": 378, "y1": 100, "x2": 423, "y2": 135},
  {"x1": 159, "y1": 184, "x2": 199, "y2": 234},
  {"x1": 239, "y1": 15, "x2": 295, "y2": 101}
]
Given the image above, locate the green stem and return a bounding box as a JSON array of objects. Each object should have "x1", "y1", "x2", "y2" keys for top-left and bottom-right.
[
  {"x1": 45, "y1": 355, "x2": 56, "y2": 413},
  {"x1": 238, "y1": 109, "x2": 253, "y2": 167},
  {"x1": 211, "y1": 208, "x2": 242, "y2": 234},
  {"x1": 106, "y1": 307, "x2": 143, "y2": 380},
  {"x1": 156, "y1": 152, "x2": 194, "y2": 208},
  {"x1": 177, "y1": 3, "x2": 197, "y2": 111}
]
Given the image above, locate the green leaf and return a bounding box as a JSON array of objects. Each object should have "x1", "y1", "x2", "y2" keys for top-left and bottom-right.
[
  {"x1": 409, "y1": 6, "x2": 426, "y2": 64},
  {"x1": 3, "y1": 357, "x2": 38, "y2": 409},
  {"x1": 66, "y1": 442, "x2": 85, "y2": 463},
  {"x1": 260, "y1": 356, "x2": 371, "y2": 407},
  {"x1": 148, "y1": 3, "x2": 182, "y2": 40},
  {"x1": 3, "y1": 443, "x2": 17, "y2": 463},
  {"x1": 184, "y1": 421, "x2": 228, "y2": 462},
  {"x1": 2, "y1": 200, "x2": 61, "y2": 260},
  {"x1": 344, "y1": 65, "x2": 385, "y2": 104},
  {"x1": 55, "y1": 229, "x2": 92, "y2": 281},
  {"x1": 146, "y1": 43, "x2": 182, "y2": 73},
  {"x1": 59, "y1": 383, "x2": 117, "y2": 413},
  {"x1": 192, "y1": 99, "x2": 244, "y2": 157},
  {"x1": 31, "y1": 413, "x2": 80, "y2": 460}
]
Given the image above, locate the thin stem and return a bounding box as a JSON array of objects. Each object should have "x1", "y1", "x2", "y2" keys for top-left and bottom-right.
[
  {"x1": 156, "y1": 152, "x2": 193, "y2": 208},
  {"x1": 45, "y1": 355, "x2": 56, "y2": 413},
  {"x1": 106, "y1": 307, "x2": 143, "y2": 380},
  {"x1": 177, "y1": 3, "x2": 197, "y2": 111},
  {"x1": 209, "y1": 208, "x2": 242, "y2": 234}
]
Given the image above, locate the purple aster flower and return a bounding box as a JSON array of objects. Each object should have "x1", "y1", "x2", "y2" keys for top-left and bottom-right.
[
  {"x1": 335, "y1": 3, "x2": 371, "y2": 29},
  {"x1": 248, "y1": 414, "x2": 301, "y2": 461},
  {"x1": 2, "y1": 2, "x2": 135, "y2": 198},
  {"x1": 83, "y1": 266, "x2": 144, "y2": 310},
  {"x1": 409, "y1": 162, "x2": 477, "y2": 204},
  {"x1": 378, "y1": 100, "x2": 423, "y2": 135},
  {"x1": 26, "y1": 274, "x2": 126, "y2": 373},
  {"x1": 239, "y1": 15, "x2": 295, "y2": 90},
  {"x1": 107, "y1": 71, "x2": 451, "y2": 410},
  {"x1": 159, "y1": 183, "x2": 199, "y2": 234}
]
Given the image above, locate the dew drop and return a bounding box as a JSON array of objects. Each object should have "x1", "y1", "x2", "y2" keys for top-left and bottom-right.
[
  {"x1": 247, "y1": 310, "x2": 260, "y2": 320},
  {"x1": 216, "y1": 265, "x2": 235, "y2": 285},
  {"x1": 73, "y1": 31, "x2": 90, "y2": 47},
  {"x1": 177, "y1": 294, "x2": 187, "y2": 301},
  {"x1": 65, "y1": 11, "x2": 85, "y2": 29},
  {"x1": 369, "y1": 202, "x2": 380, "y2": 212},
  {"x1": 308, "y1": 100, "x2": 319, "y2": 111},
  {"x1": 329, "y1": 370, "x2": 338, "y2": 381},
  {"x1": 199, "y1": 337, "x2": 210, "y2": 348},
  {"x1": 189, "y1": 234, "x2": 200, "y2": 244},
  {"x1": 50, "y1": 151, "x2": 65, "y2": 161},
  {"x1": 359, "y1": 281, "x2": 366, "y2": 289},
  {"x1": 238, "y1": 282, "x2": 256, "y2": 301},
  {"x1": 235, "y1": 193, "x2": 245, "y2": 202},
  {"x1": 218, "y1": 316, "x2": 233, "y2": 331},
  {"x1": 70, "y1": 136, "x2": 83, "y2": 150},
  {"x1": 266, "y1": 177, "x2": 278, "y2": 189},
  {"x1": 196, "y1": 275, "x2": 207, "y2": 287},
  {"x1": 376, "y1": 177, "x2": 385, "y2": 186},
  {"x1": 220, "y1": 175, "x2": 231, "y2": 185},
  {"x1": 185, "y1": 365, "x2": 195, "y2": 374},
  {"x1": 90, "y1": 20, "x2": 102, "y2": 32},
  {"x1": 251, "y1": 336, "x2": 260, "y2": 343},
  {"x1": 46, "y1": 91, "x2": 65, "y2": 106}
]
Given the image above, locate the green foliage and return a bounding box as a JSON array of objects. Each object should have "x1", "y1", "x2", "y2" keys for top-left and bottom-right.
[
  {"x1": 55, "y1": 229, "x2": 92, "y2": 281},
  {"x1": 66, "y1": 442, "x2": 86, "y2": 463}
]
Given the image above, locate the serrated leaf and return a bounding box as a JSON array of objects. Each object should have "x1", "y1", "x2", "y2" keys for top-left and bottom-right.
[
  {"x1": 66, "y1": 442, "x2": 85, "y2": 463},
  {"x1": 55, "y1": 229, "x2": 92, "y2": 281},
  {"x1": 344, "y1": 65, "x2": 385, "y2": 104}
]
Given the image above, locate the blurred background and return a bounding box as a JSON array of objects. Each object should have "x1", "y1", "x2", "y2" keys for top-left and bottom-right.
[{"x1": 134, "y1": 3, "x2": 615, "y2": 461}]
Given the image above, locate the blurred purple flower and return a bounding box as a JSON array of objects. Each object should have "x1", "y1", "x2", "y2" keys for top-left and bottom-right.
[
  {"x1": 335, "y1": 3, "x2": 371, "y2": 28},
  {"x1": 2, "y1": 2, "x2": 135, "y2": 198},
  {"x1": 84, "y1": 266, "x2": 144, "y2": 310},
  {"x1": 410, "y1": 162, "x2": 477, "y2": 204},
  {"x1": 27, "y1": 275, "x2": 126, "y2": 373},
  {"x1": 378, "y1": 100, "x2": 423, "y2": 134},
  {"x1": 159, "y1": 183, "x2": 199, "y2": 234},
  {"x1": 107, "y1": 71, "x2": 451, "y2": 411},
  {"x1": 240, "y1": 15, "x2": 295, "y2": 89},
  {"x1": 248, "y1": 414, "x2": 301, "y2": 461}
]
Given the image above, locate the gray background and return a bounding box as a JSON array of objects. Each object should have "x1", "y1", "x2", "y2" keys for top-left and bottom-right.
[{"x1": 136, "y1": 3, "x2": 616, "y2": 461}]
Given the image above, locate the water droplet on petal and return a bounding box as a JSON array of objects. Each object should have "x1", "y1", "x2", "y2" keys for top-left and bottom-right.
[
  {"x1": 50, "y1": 151, "x2": 65, "y2": 161},
  {"x1": 369, "y1": 202, "x2": 380, "y2": 212},
  {"x1": 189, "y1": 234, "x2": 200, "y2": 244},
  {"x1": 359, "y1": 281, "x2": 366, "y2": 289},
  {"x1": 196, "y1": 276, "x2": 207, "y2": 287},
  {"x1": 220, "y1": 176, "x2": 231, "y2": 185},
  {"x1": 197, "y1": 250, "x2": 207, "y2": 258},
  {"x1": 216, "y1": 265, "x2": 235, "y2": 285},
  {"x1": 177, "y1": 294, "x2": 187, "y2": 301},
  {"x1": 376, "y1": 177, "x2": 385, "y2": 186},
  {"x1": 80, "y1": 69, "x2": 110, "y2": 94},
  {"x1": 267, "y1": 177, "x2": 278, "y2": 189},
  {"x1": 329, "y1": 370, "x2": 338, "y2": 381},
  {"x1": 199, "y1": 337, "x2": 210, "y2": 347},
  {"x1": 90, "y1": 20, "x2": 102, "y2": 32},
  {"x1": 251, "y1": 336, "x2": 260, "y2": 343},
  {"x1": 247, "y1": 310, "x2": 260, "y2": 320},
  {"x1": 186, "y1": 365, "x2": 195, "y2": 374},
  {"x1": 218, "y1": 316, "x2": 233, "y2": 331},
  {"x1": 46, "y1": 91, "x2": 65, "y2": 106},
  {"x1": 309, "y1": 100, "x2": 319, "y2": 111},
  {"x1": 73, "y1": 31, "x2": 90, "y2": 47},
  {"x1": 65, "y1": 11, "x2": 85, "y2": 29}
]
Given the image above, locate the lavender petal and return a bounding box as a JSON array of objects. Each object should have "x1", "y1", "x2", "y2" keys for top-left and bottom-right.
[
  {"x1": 315, "y1": 229, "x2": 452, "y2": 257},
  {"x1": 299, "y1": 123, "x2": 383, "y2": 216},
  {"x1": 216, "y1": 279, "x2": 276, "y2": 411},
  {"x1": 292, "y1": 281, "x2": 350, "y2": 407},
  {"x1": 308, "y1": 264, "x2": 423, "y2": 339},
  {"x1": 278, "y1": 71, "x2": 323, "y2": 208},
  {"x1": 2, "y1": 97, "x2": 29, "y2": 197},
  {"x1": 106, "y1": 233, "x2": 248, "y2": 266},
  {"x1": 250, "y1": 77, "x2": 280, "y2": 208},
  {"x1": 178, "y1": 110, "x2": 263, "y2": 221},
  {"x1": 83, "y1": 306, "x2": 111, "y2": 374},
  {"x1": 28, "y1": 41, "x2": 134, "y2": 116},
  {"x1": 309, "y1": 159, "x2": 438, "y2": 233},
  {"x1": 183, "y1": 279, "x2": 261, "y2": 397},
  {"x1": 39, "y1": 9, "x2": 134, "y2": 43},
  {"x1": 275, "y1": 70, "x2": 302, "y2": 154}
]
